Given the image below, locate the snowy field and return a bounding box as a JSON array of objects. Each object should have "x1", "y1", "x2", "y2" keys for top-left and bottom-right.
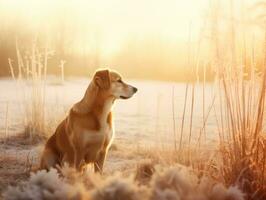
[
  {"x1": 0, "y1": 78, "x2": 250, "y2": 197},
  {"x1": 0, "y1": 78, "x2": 218, "y2": 148}
]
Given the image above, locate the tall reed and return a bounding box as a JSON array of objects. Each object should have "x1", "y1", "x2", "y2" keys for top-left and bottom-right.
[
  {"x1": 4, "y1": 101, "x2": 9, "y2": 144},
  {"x1": 9, "y1": 40, "x2": 54, "y2": 141},
  {"x1": 208, "y1": 1, "x2": 266, "y2": 199}
]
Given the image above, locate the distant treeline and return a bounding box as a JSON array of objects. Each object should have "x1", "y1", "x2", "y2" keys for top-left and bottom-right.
[
  {"x1": 0, "y1": 34, "x2": 215, "y2": 82},
  {"x1": 0, "y1": 24, "x2": 260, "y2": 82},
  {"x1": 0, "y1": 0, "x2": 265, "y2": 82}
]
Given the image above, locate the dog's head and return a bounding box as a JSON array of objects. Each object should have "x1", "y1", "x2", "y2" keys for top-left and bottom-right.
[{"x1": 93, "y1": 69, "x2": 137, "y2": 99}]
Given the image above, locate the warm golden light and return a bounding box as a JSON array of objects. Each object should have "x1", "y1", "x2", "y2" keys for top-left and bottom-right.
[
  {"x1": 1, "y1": 1, "x2": 266, "y2": 198},
  {"x1": 0, "y1": 0, "x2": 264, "y2": 80},
  {"x1": 0, "y1": 0, "x2": 208, "y2": 55}
]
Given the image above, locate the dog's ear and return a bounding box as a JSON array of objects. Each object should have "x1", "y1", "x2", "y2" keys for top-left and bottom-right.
[{"x1": 94, "y1": 69, "x2": 110, "y2": 89}]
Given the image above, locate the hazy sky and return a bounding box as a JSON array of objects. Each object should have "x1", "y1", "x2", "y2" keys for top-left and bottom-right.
[
  {"x1": 0, "y1": 0, "x2": 264, "y2": 80},
  {"x1": 0, "y1": 0, "x2": 209, "y2": 54},
  {"x1": 0, "y1": 0, "x2": 262, "y2": 57}
]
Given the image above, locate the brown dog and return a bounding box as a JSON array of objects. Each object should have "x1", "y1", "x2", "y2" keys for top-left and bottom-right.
[{"x1": 40, "y1": 69, "x2": 137, "y2": 172}]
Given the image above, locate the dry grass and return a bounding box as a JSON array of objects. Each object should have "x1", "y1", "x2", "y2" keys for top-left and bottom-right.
[
  {"x1": 2, "y1": 164, "x2": 245, "y2": 200},
  {"x1": 205, "y1": 1, "x2": 266, "y2": 199},
  {"x1": 8, "y1": 40, "x2": 60, "y2": 142},
  {"x1": 214, "y1": 58, "x2": 266, "y2": 199}
]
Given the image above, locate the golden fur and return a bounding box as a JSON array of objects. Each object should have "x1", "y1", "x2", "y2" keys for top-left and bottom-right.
[{"x1": 40, "y1": 69, "x2": 137, "y2": 173}]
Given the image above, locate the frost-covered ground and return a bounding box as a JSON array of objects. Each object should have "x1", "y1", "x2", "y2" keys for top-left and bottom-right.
[
  {"x1": 0, "y1": 78, "x2": 218, "y2": 193},
  {"x1": 0, "y1": 78, "x2": 218, "y2": 145}
]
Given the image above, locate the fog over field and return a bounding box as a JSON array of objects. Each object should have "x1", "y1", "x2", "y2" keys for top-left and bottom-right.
[
  {"x1": 0, "y1": 0, "x2": 266, "y2": 199},
  {"x1": 0, "y1": 78, "x2": 217, "y2": 147}
]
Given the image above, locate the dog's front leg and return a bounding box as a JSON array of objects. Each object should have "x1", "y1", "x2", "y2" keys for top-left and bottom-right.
[
  {"x1": 61, "y1": 145, "x2": 76, "y2": 168},
  {"x1": 74, "y1": 147, "x2": 85, "y2": 171},
  {"x1": 94, "y1": 150, "x2": 107, "y2": 174}
]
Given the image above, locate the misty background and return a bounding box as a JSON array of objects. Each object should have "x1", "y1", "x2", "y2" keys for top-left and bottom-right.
[{"x1": 0, "y1": 0, "x2": 264, "y2": 81}]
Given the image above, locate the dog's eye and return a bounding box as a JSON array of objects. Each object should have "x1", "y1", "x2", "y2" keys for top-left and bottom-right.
[{"x1": 117, "y1": 79, "x2": 122, "y2": 83}]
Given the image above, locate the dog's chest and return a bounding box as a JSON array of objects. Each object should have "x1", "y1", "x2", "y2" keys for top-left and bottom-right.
[
  {"x1": 81, "y1": 121, "x2": 113, "y2": 148},
  {"x1": 80, "y1": 100, "x2": 114, "y2": 149}
]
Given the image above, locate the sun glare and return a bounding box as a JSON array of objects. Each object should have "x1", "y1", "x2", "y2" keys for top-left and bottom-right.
[
  {"x1": 0, "y1": 0, "x2": 262, "y2": 79},
  {"x1": 0, "y1": 0, "x2": 208, "y2": 56}
]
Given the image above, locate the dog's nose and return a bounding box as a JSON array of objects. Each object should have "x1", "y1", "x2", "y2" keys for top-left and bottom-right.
[{"x1": 133, "y1": 87, "x2": 138, "y2": 93}]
